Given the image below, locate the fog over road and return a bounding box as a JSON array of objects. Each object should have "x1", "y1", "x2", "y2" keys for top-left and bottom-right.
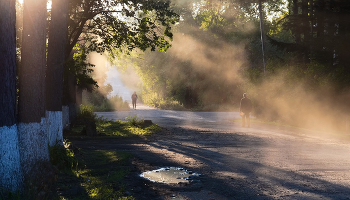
[
  {"x1": 94, "y1": 105, "x2": 350, "y2": 199},
  {"x1": 96, "y1": 104, "x2": 243, "y2": 130}
]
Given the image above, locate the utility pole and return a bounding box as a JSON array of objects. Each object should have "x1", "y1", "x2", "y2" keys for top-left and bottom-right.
[{"x1": 259, "y1": 0, "x2": 266, "y2": 74}]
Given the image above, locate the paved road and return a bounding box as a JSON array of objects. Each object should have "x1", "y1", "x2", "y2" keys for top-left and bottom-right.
[
  {"x1": 93, "y1": 105, "x2": 350, "y2": 200},
  {"x1": 96, "y1": 104, "x2": 243, "y2": 130}
]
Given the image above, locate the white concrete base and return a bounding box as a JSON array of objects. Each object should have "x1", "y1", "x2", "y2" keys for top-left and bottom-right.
[
  {"x1": 18, "y1": 118, "x2": 49, "y2": 175},
  {"x1": 46, "y1": 111, "x2": 63, "y2": 146},
  {"x1": 0, "y1": 125, "x2": 23, "y2": 192}
]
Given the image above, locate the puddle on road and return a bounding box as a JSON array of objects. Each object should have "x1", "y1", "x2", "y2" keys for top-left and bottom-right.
[{"x1": 140, "y1": 167, "x2": 200, "y2": 184}]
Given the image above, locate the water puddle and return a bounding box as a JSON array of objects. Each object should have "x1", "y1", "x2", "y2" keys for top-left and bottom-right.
[{"x1": 140, "y1": 167, "x2": 200, "y2": 184}]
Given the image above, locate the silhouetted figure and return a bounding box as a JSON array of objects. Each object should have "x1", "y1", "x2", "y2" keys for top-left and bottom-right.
[
  {"x1": 240, "y1": 93, "x2": 252, "y2": 127},
  {"x1": 131, "y1": 92, "x2": 138, "y2": 109}
]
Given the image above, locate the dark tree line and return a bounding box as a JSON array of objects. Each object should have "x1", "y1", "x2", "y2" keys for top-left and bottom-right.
[
  {"x1": 250, "y1": 0, "x2": 350, "y2": 130},
  {"x1": 274, "y1": 0, "x2": 350, "y2": 86}
]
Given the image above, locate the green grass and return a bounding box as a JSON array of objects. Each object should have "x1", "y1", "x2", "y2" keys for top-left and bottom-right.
[
  {"x1": 96, "y1": 117, "x2": 161, "y2": 137},
  {"x1": 67, "y1": 116, "x2": 161, "y2": 138},
  {"x1": 70, "y1": 125, "x2": 86, "y2": 135},
  {"x1": 49, "y1": 141, "x2": 79, "y2": 172},
  {"x1": 53, "y1": 116, "x2": 162, "y2": 199},
  {"x1": 55, "y1": 149, "x2": 134, "y2": 200}
]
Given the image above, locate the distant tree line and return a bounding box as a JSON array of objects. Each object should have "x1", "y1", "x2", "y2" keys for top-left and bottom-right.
[{"x1": 132, "y1": 0, "x2": 350, "y2": 131}]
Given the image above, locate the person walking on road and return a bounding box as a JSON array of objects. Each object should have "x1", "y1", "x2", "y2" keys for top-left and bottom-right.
[
  {"x1": 240, "y1": 93, "x2": 252, "y2": 127},
  {"x1": 131, "y1": 92, "x2": 138, "y2": 109}
]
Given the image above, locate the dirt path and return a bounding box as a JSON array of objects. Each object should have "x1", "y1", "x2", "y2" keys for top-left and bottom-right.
[{"x1": 70, "y1": 107, "x2": 350, "y2": 200}]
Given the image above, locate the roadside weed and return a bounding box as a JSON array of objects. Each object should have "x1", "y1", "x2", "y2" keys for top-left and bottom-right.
[
  {"x1": 49, "y1": 141, "x2": 79, "y2": 171},
  {"x1": 125, "y1": 116, "x2": 144, "y2": 127}
]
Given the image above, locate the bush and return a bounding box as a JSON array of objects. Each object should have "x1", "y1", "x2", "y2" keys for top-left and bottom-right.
[
  {"x1": 82, "y1": 90, "x2": 130, "y2": 111},
  {"x1": 142, "y1": 93, "x2": 186, "y2": 110},
  {"x1": 49, "y1": 141, "x2": 78, "y2": 171},
  {"x1": 125, "y1": 116, "x2": 144, "y2": 127},
  {"x1": 77, "y1": 104, "x2": 96, "y2": 121},
  {"x1": 107, "y1": 95, "x2": 130, "y2": 111},
  {"x1": 157, "y1": 99, "x2": 186, "y2": 110}
]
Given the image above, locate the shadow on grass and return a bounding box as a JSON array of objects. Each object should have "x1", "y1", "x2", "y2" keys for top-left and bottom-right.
[
  {"x1": 56, "y1": 119, "x2": 162, "y2": 199},
  {"x1": 56, "y1": 149, "x2": 134, "y2": 200},
  {"x1": 67, "y1": 119, "x2": 161, "y2": 138}
]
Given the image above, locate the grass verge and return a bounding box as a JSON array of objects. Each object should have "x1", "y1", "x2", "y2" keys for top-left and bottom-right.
[
  {"x1": 54, "y1": 145, "x2": 134, "y2": 200},
  {"x1": 69, "y1": 116, "x2": 161, "y2": 138},
  {"x1": 55, "y1": 115, "x2": 161, "y2": 199}
]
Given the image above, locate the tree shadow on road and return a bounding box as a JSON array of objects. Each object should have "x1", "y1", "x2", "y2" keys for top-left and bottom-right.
[{"x1": 69, "y1": 126, "x2": 350, "y2": 200}]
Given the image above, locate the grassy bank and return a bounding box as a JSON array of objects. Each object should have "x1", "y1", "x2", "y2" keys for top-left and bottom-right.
[{"x1": 52, "y1": 106, "x2": 161, "y2": 200}]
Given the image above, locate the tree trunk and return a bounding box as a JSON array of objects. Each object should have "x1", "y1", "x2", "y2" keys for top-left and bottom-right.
[
  {"x1": 258, "y1": 0, "x2": 266, "y2": 74},
  {"x1": 76, "y1": 86, "x2": 83, "y2": 106},
  {"x1": 0, "y1": 0, "x2": 23, "y2": 192},
  {"x1": 292, "y1": 0, "x2": 301, "y2": 44},
  {"x1": 45, "y1": 0, "x2": 69, "y2": 146},
  {"x1": 18, "y1": 0, "x2": 48, "y2": 176},
  {"x1": 63, "y1": 70, "x2": 78, "y2": 124}
]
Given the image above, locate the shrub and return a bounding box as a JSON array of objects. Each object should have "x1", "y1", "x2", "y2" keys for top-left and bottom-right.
[
  {"x1": 49, "y1": 141, "x2": 78, "y2": 171},
  {"x1": 78, "y1": 104, "x2": 96, "y2": 121},
  {"x1": 108, "y1": 95, "x2": 130, "y2": 111},
  {"x1": 82, "y1": 91, "x2": 130, "y2": 111},
  {"x1": 125, "y1": 116, "x2": 144, "y2": 127}
]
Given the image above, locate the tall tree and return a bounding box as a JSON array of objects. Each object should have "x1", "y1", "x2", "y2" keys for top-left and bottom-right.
[
  {"x1": 0, "y1": 0, "x2": 22, "y2": 192},
  {"x1": 18, "y1": 0, "x2": 48, "y2": 176},
  {"x1": 45, "y1": 0, "x2": 69, "y2": 146},
  {"x1": 62, "y1": 0, "x2": 179, "y2": 122}
]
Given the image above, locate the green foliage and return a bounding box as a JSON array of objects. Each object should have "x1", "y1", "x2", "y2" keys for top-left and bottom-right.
[
  {"x1": 49, "y1": 141, "x2": 79, "y2": 171},
  {"x1": 67, "y1": 0, "x2": 179, "y2": 56},
  {"x1": 83, "y1": 91, "x2": 130, "y2": 112},
  {"x1": 125, "y1": 116, "x2": 144, "y2": 127},
  {"x1": 64, "y1": 0, "x2": 179, "y2": 107},
  {"x1": 56, "y1": 116, "x2": 162, "y2": 199},
  {"x1": 157, "y1": 98, "x2": 185, "y2": 110},
  {"x1": 140, "y1": 92, "x2": 161, "y2": 108},
  {"x1": 126, "y1": 124, "x2": 161, "y2": 136},
  {"x1": 97, "y1": 120, "x2": 133, "y2": 137},
  {"x1": 95, "y1": 117, "x2": 161, "y2": 137},
  {"x1": 76, "y1": 150, "x2": 133, "y2": 199},
  {"x1": 55, "y1": 149, "x2": 134, "y2": 199},
  {"x1": 108, "y1": 95, "x2": 130, "y2": 111},
  {"x1": 130, "y1": 1, "x2": 271, "y2": 110},
  {"x1": 97, "y1": 0, "x2": 350, "y2": 134},
  {"x1": 65, "y1": 45, "x2": 98, "y2": 91},
  {"x1": 78, "y1": 104, "x2": 97, "y2": 121},
  {"x1": 142, "y1": 93, "x2": 185, "y2": 110}
]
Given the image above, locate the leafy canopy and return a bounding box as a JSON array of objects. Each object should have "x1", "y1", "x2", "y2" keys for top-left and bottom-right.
[{"x1": 67, "y1": 0, "x2": 179, "y2": 57}]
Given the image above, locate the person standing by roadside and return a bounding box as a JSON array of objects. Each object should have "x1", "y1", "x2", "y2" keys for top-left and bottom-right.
[
  {"x1": 131, "y1": 92, "x2": 138, "y2": 109},
  {"x1": 240, "y1": 93, "x2": 252, "y2": 127}
]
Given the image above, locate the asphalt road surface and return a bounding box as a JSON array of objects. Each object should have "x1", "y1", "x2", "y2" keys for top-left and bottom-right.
[{"x1": 92, "y1": 105, "x2": 350, "y2": 200}]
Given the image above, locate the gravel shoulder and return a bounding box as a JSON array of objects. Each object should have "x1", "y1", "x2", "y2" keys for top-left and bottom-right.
[{"x1": 69, "y1": 108, "x2": 350, "y2": 200}]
